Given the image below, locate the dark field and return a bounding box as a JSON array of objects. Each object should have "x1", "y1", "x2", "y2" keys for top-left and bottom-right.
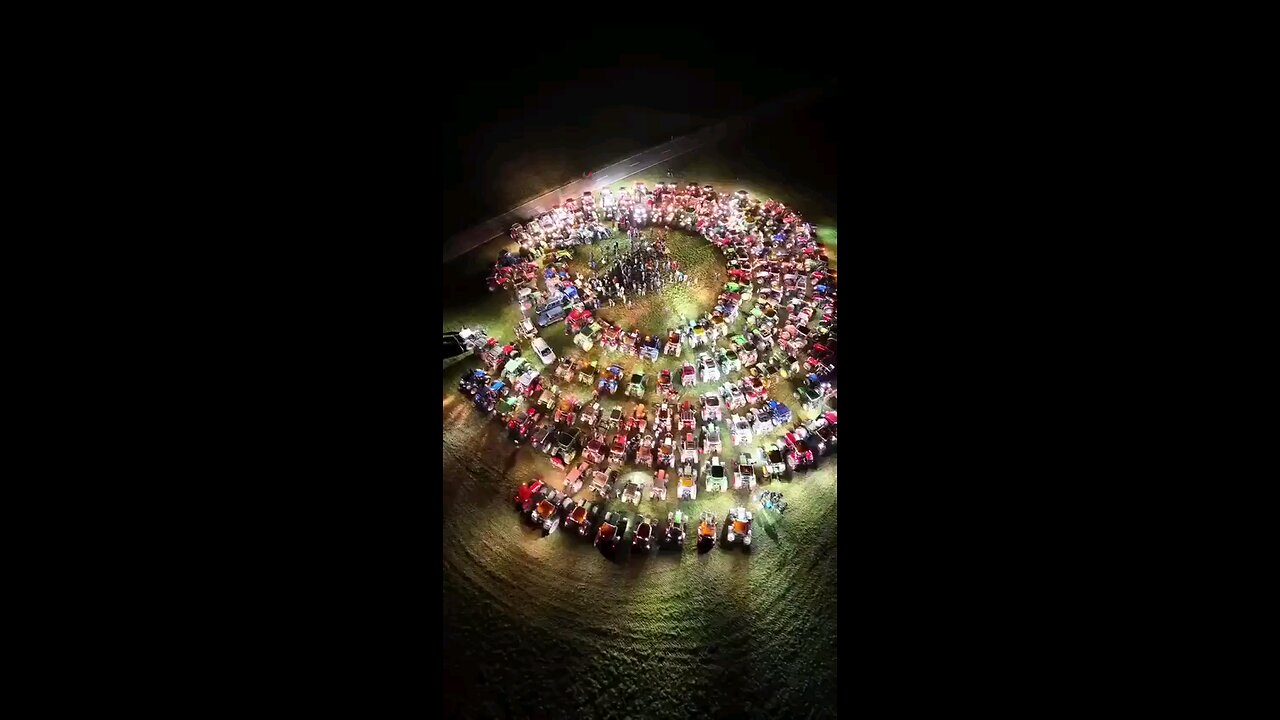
[
  {"x1": 442, "y1": 96, "x2": 838, "y2": 718},
  {"x1": 443, "y1": 106, "x2": 711, "y2": 237}
]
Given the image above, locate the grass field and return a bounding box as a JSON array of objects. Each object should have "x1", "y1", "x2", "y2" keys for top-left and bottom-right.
[
  {"x1": 558, "y1": 229, "x2": 726, "y2": 336},
  {"x1": 441, "y1": 148, "x2": 837, "y2": 718}
]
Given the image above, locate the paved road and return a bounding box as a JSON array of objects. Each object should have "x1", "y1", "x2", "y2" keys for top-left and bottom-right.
[{"x1": 442, "y1": 124, "x2": 724, "y2": 262}]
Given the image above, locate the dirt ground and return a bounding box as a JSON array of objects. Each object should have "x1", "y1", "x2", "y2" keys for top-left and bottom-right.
[{"x1": 442, "y1": 155, "x2": 838, "y2": 719}]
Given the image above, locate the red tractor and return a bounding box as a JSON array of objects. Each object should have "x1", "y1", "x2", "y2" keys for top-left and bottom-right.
[
  {"x1": 679, "y1": 400, "x2": 696, "y2": 431},
  {"x1": 566, "y1": 308, "x2": 593, "y2": 335}
]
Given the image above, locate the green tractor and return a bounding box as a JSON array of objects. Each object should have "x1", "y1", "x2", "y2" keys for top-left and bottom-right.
[{"x1": 627, "y1": 369, "x2": 647, "y2": 399}]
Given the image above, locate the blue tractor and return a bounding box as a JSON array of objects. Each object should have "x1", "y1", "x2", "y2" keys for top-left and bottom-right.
[
  {"x1": 459, "y1": 369, "x2": 488, "y2": 395},
  {"x1": 767, "y1": 399, "x2": 792, "y2": 426},
  {"x1": 473, "y1": 385, "x2": 496, "y2": 414},
  {"x1": 598, "y1": 364, "x2": 623, "y2": 395}
]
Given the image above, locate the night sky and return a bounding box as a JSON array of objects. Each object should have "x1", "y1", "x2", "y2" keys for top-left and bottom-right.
[{"x1": 441, "y1": 46, "x2": 837, "y2": 236}]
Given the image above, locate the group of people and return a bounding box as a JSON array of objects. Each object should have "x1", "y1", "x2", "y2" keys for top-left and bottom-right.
[{"x1": 572, "y1": 234, "x2": 690, "y2": 311}]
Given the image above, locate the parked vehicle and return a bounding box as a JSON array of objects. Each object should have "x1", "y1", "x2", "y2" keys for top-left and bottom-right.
[
  {"x1": 726, "y1": 507, "x2": 753, "y2": 547},
  {"x1": 531, "y1": 496, "x2": 562, "y2": 534},
  {"x1": 720, "y1": 348, "x2": 740, "y2": 374},
  {"x1": 635, "y1": 435, "x2": 655, "y2": 468},
  {"x1": 473, "y1": 384, "x2": 497, "y2": 413},
  {"x1": 640, "y1": 335, "x2": 660, "y2": 362},
  {"x1": 734, "y1": 455, "x2": 756, "y2": 490},
  {"x1": 576, "y1": 359, "x2": 598, "y2": 386},
  {"x1": 742, "y1": 376, "x2": 768, "y2": 403},
  {"x1": 604, "y1": 406, "x2": 624, "y2": 430},
  {"x1": 530, "y1": 423, "x2": 555, "y2": 452},
  {"x1": 677, "y1": 464, "x2": 698, "y2": 501},
  {"x1": 615, "y1": 512, "x2": 631, "y2": 544},
  {"x1": 656, "y1": 370, "x2": 672, "y2": 400},
  {"x1": 664, "y1": 330, "x2": 682, "y2": 357},
  {"x1": 750, "y1": 406, "x2": 775, "y2": 435},
  {"x1": 632, "y1": 515, "x2": 654, "y2": 551},
  {"x1": 650, "y1": 468, "x2": 668, "y2": 500},
  {"x1": 559, "y1": 495, "x2": 579, "y2": 522},
  {"x1": 620, "y1": 479, "x2": 644, "y2": 505},
  {"x1": 598, "y1": 364, "x2": 623, "y2": 395},
  {"x1": 609, "y1": 433, "x2": 628, "y2": 465},
  {"x1": 705, "y1": 456, "x2": 728, "y2": 493},
  {"x1": 808, "y1": 424, "x2": 834, "y2": 455},
  {"x1": 729, "y1": 414, "x2": 753, "y2": 446},
  {"x1": 535, "y1": 386, "x2": 558, "y2": 412},
  {"x1": 627, "y1": 370, "x2": 647, "y2": 398},
  {"x1": 515, "y1": 369, "x2": 543, "y2": 398},
  {"x1": 679, "y1": 400, "x2": 696, "y2": 431},
  {"x1": 756, "y1": 446, "x2": 786, "y2": 481},
  {"x1": 701, "y1": 393, "x2": 722, "y2": 422},
  {"x1": 663, "y1": 510, "x2": 687, "y2": 548},
  {"x1": 573, "y1": 322, "x2": 601, "y2": 351},
  {"x1": 570, "y1": 501, "x2": 601, "y2": 536},
  {"x1": 721, "y1": 382, "x2": 747, "y2": 410},
  {"x1": 702, "y1": 424, "x2": 722, "y2": 455},
  {"x1": 458, "y1": 369, "x2": 488, "y2": 395},
  {"x1": 534, "y1": 291, "x2": 578, "y2": 328},
  {"x1": 554, "y1": 356, "x2": 576, "y2": 382},
  {"x1": 680, "y1": 432, "x2": 699, "y2": 465},
  {"x1": 656, "y1": 433, "x2": 675, "y2": 468},
  {"x1": 514, "y1": 479, "x2": 546, "y2": 511},
  {"x1": 601, "y1": 323, "x2": 622, "y2": 350},
  {"x1": 565, "y1": 308, "x2": 593, "y2": 335},
  {"x1": 554, "y1": 396, "x2": 578, "y2": 426},
  {"x1": 766, "y1": 399, "x2": 792, "y2": 426},
  {"x1": 553, "y1": 427, "x2": 582, "y2": 465},
  {"x1": 509, "y1": 407, "x2": 540, "y2": 444},
  {"x1": 698, "y1": 353, "x2": 720, "y2": 383},
  {"x1": 795, "y1": 384, "x2": 823, "y2": 410},
  {"x1": 456, "y1": 326, "x2": 490, "y2": 354},
  {"x1": 582, "y1": 402, "x2": 602, "y2": 428},
  {"x1": 625, "y1": 404, "x2": 648, "y2": 435},
  {"x1": 779, "y1": 432, "x2": 815, "y2": 470},
  {"x1": 583, "y1": 432, "x2": 607, "y2": 464},
  {"x1": 680, "y1": 361, "x2": 696, "y2": 387},
  {"x1": 696, "y1": 512, "x2": 718, "y2": 549},
  {"x1": 655, "y1": 403, "x2": 673, "y2": 433},
  {"x1": 562, "y1": 460, "x2": 592, "y2": 495},
  {"x1": 595, "y1": 512, "x2": 621, "y2": 547},
  {"x1": 531, "y1": 337, "x2": 556, "y2": 366},
  {"x1": 589, "y1": 469, "x2": 612, "y2": 498},
  {"x1": 494, "y1": 395, "x2": 521, "y2": 424}
]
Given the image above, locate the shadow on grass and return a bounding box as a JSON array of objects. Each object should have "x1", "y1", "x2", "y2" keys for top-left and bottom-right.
[
  {"x1": 501, "y1": 447, "x2": 521, "y2": 477},
  {"x1": 623, "y1": 546, "x2": 651, "y2": 577},
  {"x1": 757, "y1": 511, "x2": 780, "y2": 543},
  {"x1": 598, "y1": 540, "x2": 623, "y2": 562},
  {"x1": 654, "y1": 545, "x2": 684, "y2": 561}
]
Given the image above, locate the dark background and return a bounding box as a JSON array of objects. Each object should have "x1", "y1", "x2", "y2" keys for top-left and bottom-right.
[
  {"x1": 441, "y1": 46, "x2": 838, "y2": 237},
  {"x1": 172, "y1": 36, "x2": 1124, "y2": 717}
]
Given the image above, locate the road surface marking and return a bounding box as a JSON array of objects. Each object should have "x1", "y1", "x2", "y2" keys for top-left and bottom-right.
[{"x1": 629, "y1": 161, "x2": 641, "y2": 166}]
